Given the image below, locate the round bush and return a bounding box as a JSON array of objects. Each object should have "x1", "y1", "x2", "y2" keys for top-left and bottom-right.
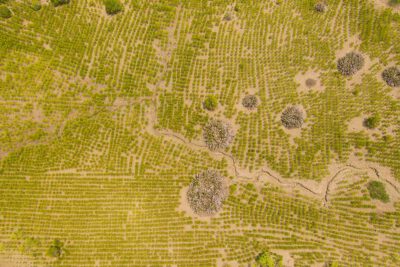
[
  {"x1": 203, "y1": 119, "x2": 234, "y2": 150},
  {"x1": 51, "y1": 0, "x2": 70, "y2": 7},
  {"x1": 315, "y1": 2, "x2": 328, "y2": 12},
  {"x1": 0, "y1": 6, "x2": 12, "y2": 19},
  {"x1": 337, "y1": 52, "x2": 364, "y2": 76},
  {"x1": 186, "y1": 170, "x2": 228, "y2": 216},
  {"x1": 305, "y1": 78, "x2": 317, "y2": 87},
  {"x1": 281, "y1": 106, "x2": 304, "y2": 129},
  {"x1": 104, "y1": 0, "x2": 123, "y2": 15},
  {"x1": 242, "y1": 95, "x2": 258, "y2": 110},
  {"x1": 203, "y1": 95, "x2": 218, "y2": 111},
  {"x1": 363, "y1": 115, "x2": 380, "y2": 129},
  {"x1": 382, "y1": 66, "x2": 400, "y2": 87}
]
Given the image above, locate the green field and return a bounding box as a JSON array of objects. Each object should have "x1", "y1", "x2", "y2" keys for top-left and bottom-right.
[{"x1": 1, "y1": 0, "x2": 400, "y2": 266}]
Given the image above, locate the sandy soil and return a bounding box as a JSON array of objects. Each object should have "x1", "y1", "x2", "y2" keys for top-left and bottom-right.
[
  {"x1": 372, "y1": 0, "x2": 400, "y2": 12},
  {"x1": 295, "y1": 70, "x2": 325, "y2": 93}
]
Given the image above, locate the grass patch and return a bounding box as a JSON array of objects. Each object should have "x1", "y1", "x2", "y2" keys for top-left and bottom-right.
[
  {"x1": 367, "y1": 181, "x2": 389, "y2": 203},
  {"x1": 104, "y1": 0, "x2": 123, "y2": 15}
]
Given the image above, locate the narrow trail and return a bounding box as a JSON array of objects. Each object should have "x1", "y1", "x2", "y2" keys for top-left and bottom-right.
[{"x1": 145, "y1": 94, "x2": 400, "y2": 206}]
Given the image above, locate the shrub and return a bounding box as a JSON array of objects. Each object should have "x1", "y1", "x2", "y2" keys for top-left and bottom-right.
[
  {"x1": 367, "y1": 181, "x2": 389, "y2": 203},
  {"x1": 305, "y1": 78, "x2": 317, "y2": 87},
  {"x1": 242, "y1": 95, "x2": 258, "y2": 110},
  {"x1": 186, "y1": 170, "x2": 228, "y2": 216},
  {"x1": 51, "y1": 0, "x2": 70, "y2": 7},
  {"x1": 315, "y1": 2, "x2": 328, "y2": 12},
  {"x1": 363, "y1": 115, "x2": 380, "y2": 129},
  {"x1": 337, "y1": 52, "x2": 364, "y2": 76},
  {"x1": 382, "y1": 66, "x2": 400, "y2": 87},
  {"x1": 255, "y1": 251, "x2": 283, "y2": 267},
  {"x1": 203, "y1": 119, "x2": 234, "y2": 150},
  {"x1": 0, "y1": 6, "x2": 11, "y2": 19},
  {"x1": 203, "y1": 95, "x2": 218, "y2": 111},
  {"x1": 31, "y1": 3, "x2": 42, "y2": 11},
  {"x1": 281, "y1": 106, "x2": 304, "y2": 129},
  {"x1": 47, "y1": 239, "x2": 65, "y2": 258},
  {"x1": 390, "y1": 0, "x2": 400, "y2": 6},
  {"x1": 223, "y1": 12, "x2": 233, "y2": 21},
  {"x1": 104, "y1": 0, "x2": 123, "y2": 15}
]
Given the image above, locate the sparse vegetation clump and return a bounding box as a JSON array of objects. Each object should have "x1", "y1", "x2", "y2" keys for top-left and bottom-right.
[
  {"x1": 31, "y1": 2, "x2": 42, "y2": 11},
  {"x1": 382, "y1": 66, "x2": 400, "y2": 87},
  {"x1": 337, "y1": 52, "x2": 364, "y2": 76},
  {"x1": 255, "y1": 251, "x2": 283, "y2": 267},
  {"x1": 186, "y1": 170, "x2": 228, "y2": 216},
  {"x1": 367, "y1": 181, "x2": 389, "y2": 203},
  {"x1": 104, "y1": 0, "x2": 123, "y2": 15},
  {"x1": 203, "y1": 95, "x2": 218, "y2": 111},
  {"x1": 47, "y1": 239, "x2": 66, "y2": 259},
  {"x1": 51, "y1": 0, "x2": 70, "y2": 7},
  {"x1": 0, "y1": 6, "x2": 12, "y2": 18},
  {"x1": 242, "y1": 95, "x2": 258, "y2": 110},
  {"x1": 305, "y1": 78, "x2": 317, "y2": 87},
  {"x1": 223, "y1": 12, "x2": 233, "y2": 21},
  {"x1": 315, "y1": 2, "x2": 328, "y2": 12},
  {"x1": 281, "y1": 106, "x2": 304, "y2": 129},
  {"x1": 203, "y1": 119, "x2": 234, "y2": 150},
  {"x1": 363, "y1": 115, "x2": 380, "y2": 129}
]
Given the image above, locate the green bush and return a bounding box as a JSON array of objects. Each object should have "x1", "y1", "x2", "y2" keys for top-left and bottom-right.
[
  {"x1": 47, "y1": 239, "x2": 65, "y2": 258},
  {"x1": 31, "y1": 1, "x2": 42, "y2": 11},
  {"x1": 367, "y1": 181, "x2": 389, "y2": 203},
  {"x1": 390, "y1": 0, "x2": 400, "y2": 6},
  {"x1": 51, "y1": 0, "x2": 70, "y2": 7},
  {"x1": 104, "y1": 0, "x2": 123, "y2": 15},
  {"x1": 203, "y1": 95, "x2": 218, "y2": 111},
  {"x1": 363, "y1": 115, "x2": 380, "y2": 129},
  {"x1": 0, "y1": 6, "x2": 12, "y2": 19},
  {"x1": 256, "y1": 251, "x2": 283, "y2": 267}
]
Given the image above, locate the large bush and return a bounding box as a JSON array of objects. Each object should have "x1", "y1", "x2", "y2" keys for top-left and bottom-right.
[
  {"x1": 337, "y1": 52, "x2": 364, "y2": 76},
  {"x1": 104, "y1": 0, "x2": 123, "y2": 15},
  {"x1": 242, "y1": 95, "x2": 258, "y2": 110},
  {"x1": 186, "y1": 170, "x2": 228, "y2": 216},
  {"x1": 382, "y1": 66, "x2": 400, "y2": 87},
  {"x1": 281, "y1": 106, "x2": 304, "y2": 129},
  {"x1": 203, "y1": 119, "x2": 234, "y2": 150}
]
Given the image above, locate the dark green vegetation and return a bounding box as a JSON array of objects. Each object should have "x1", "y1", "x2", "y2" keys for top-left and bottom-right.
[
  {"x1": 281, "y1": 106, "x2": 304, "y2": 129},
  {"x1": 0, "y1": 5, "x2": 11, "y2": 18},
  {"x1": 389, "y1": 0, "x2": 400, "y2": 6},
  {"x1": 104, "y1": 0, "x2": 123, "y2": 15},
  {"x1": 363, "y1": 115, "x2": 380, "y2": 129},
  {"x1": 47, "y1": 239, "x2": 66, "y2": 259},
  {"x1": 186, "y1": 170, "x2": 228, "y2": 215},
  {"x1": 203, "y1": 119, "x2": 234, "y2": 150},
  {"x1": 367, "y1": 181, "x2": 390, "y2": 202},
  {"x1": 31, "y1": 2, "x2": 41, "y2": 11},
  {"x1": 50, "y1": 0, "x2": 70, "y2": 7},
  {"x1": 382, "y1": 66, "x2": 400, "y2": 87},
  {"x1": 203, "y1": 95, "x2": 218, "y2": 111},
  {"x1": 337, "y1": 52, "x2": 364, "y2": 76},
  {"x1": 255, "y1": 251, "x2": 283, "y2": 267}
]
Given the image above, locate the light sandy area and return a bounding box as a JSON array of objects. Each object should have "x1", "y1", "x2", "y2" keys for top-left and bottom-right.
[{"x1": 295, "y1": 70, "x2": 325, "y2": 93}]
